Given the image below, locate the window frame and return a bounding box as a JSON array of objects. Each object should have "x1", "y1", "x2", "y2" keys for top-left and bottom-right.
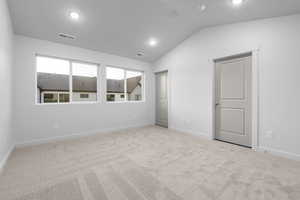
[
  {"x1": 79, "y1": 93, "x2": 90, "y2": 99},
  {"x1": 41, "y1": 91, "x2": 70, "y2": 104},
  {"x1": 35, "y1": 54, "x2": 146, "y2": 105},
  {"x1": 35, "y1": 54, "x2": 100, "y2": 105},
  {"x1": 105, "y1": 65, "x2": 145, "y2": 103}
]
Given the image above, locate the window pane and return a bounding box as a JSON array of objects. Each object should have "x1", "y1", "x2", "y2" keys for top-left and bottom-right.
[
  {"x1": 37, "y1": 56, "x2": 69, "y2": 75},
  {"x1": 107, "y1": 94, "x2": 115, "y2": 102},
  {"x1": 43, "y1": 93, "x2": 58, "y2": 103},
  {"x1": 106, "y1": 67, "x2": 125, "y2": 102},
  {"x1": 59, "y1": 93, "x2": 70, "y2": 103},
  {"x1": 126, "y1": 70, "x2": 143, "y2": 101},
  {"x1": 72, "y1": 62, "x2": 98, "y2": 102},
  {"x1": 37, "y1": 56, "x2": 70, "y2": 104},
  {"x1": 80, "y1": 93, "x2": 89, "y2": 98}
]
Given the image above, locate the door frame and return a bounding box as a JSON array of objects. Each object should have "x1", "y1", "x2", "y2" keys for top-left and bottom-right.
[
  {"x1": 154, "y1": 70, "x2": 170, "y2": 128},
  {"x1": 210, "y1": 49, "x2": 260, "y2": 150}
]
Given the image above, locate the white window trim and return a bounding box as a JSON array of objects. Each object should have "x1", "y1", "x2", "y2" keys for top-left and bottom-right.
[
  {"x1": 124, "y1": 70, "x2": 127, "y2": 101},
  {"x1": 35, "y1": 54, "x2": 100, "y2": 105},
  {"x1": 41, "y1": 91, "x2": 70, "y2": 104},
  {"x1": 69, "y1": 60, "x2": 73, "y2": 103},
  {"x1": 35, "y1": 54, "x2": 146, "y2": 105},
  {"x1": 105, "y1": 65, "x2": 145, "y2": 103}
]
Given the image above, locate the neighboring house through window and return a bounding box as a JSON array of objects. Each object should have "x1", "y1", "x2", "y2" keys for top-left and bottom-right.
[
  {"x1": 106, "y1": 67, "x2": 144, "y2": 102},
  {"x1": 36, "y1": 55, "x2": 144, "y2": 104},
  {"x1": 80, "y1": 93, "x2": 89, "y2": 98},
  {"x1": 36, "y1": 56, "x2": 98, "y2": 104}
]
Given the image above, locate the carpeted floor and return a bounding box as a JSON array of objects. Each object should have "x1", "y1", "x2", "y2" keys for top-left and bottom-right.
[{"x1": 0, "y1": 126, "x2": 300, "y2": 200}]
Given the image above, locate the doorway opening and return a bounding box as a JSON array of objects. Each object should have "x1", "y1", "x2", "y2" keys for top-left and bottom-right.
[{"x1": 155, "y1": 71, "x2": 168, "y2": 128}]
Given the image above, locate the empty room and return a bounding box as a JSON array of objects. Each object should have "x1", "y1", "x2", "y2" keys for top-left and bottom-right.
[{"x1": 1, "y1": 0, "x2": 300, "y2": 199}]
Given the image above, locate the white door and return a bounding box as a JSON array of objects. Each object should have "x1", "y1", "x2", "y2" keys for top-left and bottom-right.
[
  {"x1": 156, "y1": 71, "x2": 168, "y2": 127},
  {"x1": 215, "y1": 55, "x2": 252, "y2": 147}
]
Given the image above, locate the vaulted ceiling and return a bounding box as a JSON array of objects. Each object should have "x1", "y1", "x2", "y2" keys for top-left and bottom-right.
[{"x1": 8, "y1": 0, "x2": 300, "y2": 62}]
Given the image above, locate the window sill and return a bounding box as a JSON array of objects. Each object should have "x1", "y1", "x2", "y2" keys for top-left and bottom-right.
[
  {"x1": 35, "y1": 100, "x2": 145, "y2": 105},
  {"x1": 106, "y1": 100, "x2": 145, "y2": 104},
  {"x1": 35, "y1": 101, "x2": 99, "y2": 105}
]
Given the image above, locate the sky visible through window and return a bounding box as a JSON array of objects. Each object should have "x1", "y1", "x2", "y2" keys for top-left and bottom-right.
[
  {"x1": 106, "y1": 67, "x2": 142, "y2": 80},
  {"x1": 72, "y1": 62, "x2": 97, "y2": 77},
  {"x1": 127, "y1": 70, "x2": 142, "y2": 79},
  {"x1": 37, "y1": 56, "x2": 142, "y2": 79},
  {"x1": 37, "y1": 56, "x2": 97, "y2": 77},
  {"x1": 37, "y1": 56, "x2": 69, "y2": 75}
]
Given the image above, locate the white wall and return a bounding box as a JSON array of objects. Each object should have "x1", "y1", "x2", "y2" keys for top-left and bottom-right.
[
  {"x1": 13, "y1": 35, "x2": 155, "y2": 145},
  {"x1": 154, "y1": 14, "x2": 300, "y2": 159},
  {"x1": 0, "y1": 0, "x2": 14, "y2": 168}
]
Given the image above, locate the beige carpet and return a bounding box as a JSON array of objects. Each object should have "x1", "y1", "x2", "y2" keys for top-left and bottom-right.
[{"x1": 0, "y1": 126, "x2": 300, "y2": 200}]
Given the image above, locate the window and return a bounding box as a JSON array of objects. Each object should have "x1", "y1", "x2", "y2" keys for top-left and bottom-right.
[
  {"x1": 80, "y1": 94, "x2": 89, "y2": 99},
  {"x1": 126, "y1": 70, "x2": 143, "y2": 101},
  {"x1": 106, "y1": 67, "x2": 143, "y2": 102},
  {"x1": 41, "y1": 92, "x2": 70, "y2": 103},
  {"x1": 59, "y1": 93, "x2": 70, "y2": 103},
  {"x1": 43, "y1": 93, "x2": 58, "y2": 103},
  {"x1": 107, "y1": 94, "x2": 115, "y2": 102},
  {"x1": 135, "y1": 94, "x2": 141, "y2": 101},
  {"x1": 106, "y1": 67, "x2": 125, "y2": 102},
  {"x1": 36, "y1": 56, "x2": 98, "y2": 104},
  {"x1": 72, "y1": 62, "x2": 98, "y2": 102}
]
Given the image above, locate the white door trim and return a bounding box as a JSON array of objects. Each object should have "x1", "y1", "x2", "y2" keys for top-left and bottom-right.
[
  {"x1": 210, "y1": 49, "x2": 260, "y2": 150},
  {"x1": 154, "y1": 70, "x2": 170, "y2": 128}
]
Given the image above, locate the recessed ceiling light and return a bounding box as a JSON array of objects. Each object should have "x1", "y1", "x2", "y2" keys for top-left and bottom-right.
[
  {"x1": 232, "y1": 0, "x2": 243, "y2": 6},
  {"x1": 69, "y1": 11, "x2": 80, "y2": 20},
  {"x1": 148, "y1": 38, "x2": 158, "y2": 47},
  {"x1": 200, "y1": 4, "x2": 206, "y2": 11}
]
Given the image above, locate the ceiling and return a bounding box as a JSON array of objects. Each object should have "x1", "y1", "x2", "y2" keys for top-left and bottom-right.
[{"x1": 8, "y1": 0, "x2": 300, "y2": 62}]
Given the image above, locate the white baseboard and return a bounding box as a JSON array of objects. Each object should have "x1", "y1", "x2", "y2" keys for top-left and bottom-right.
[
  {"x1": 12, "y1": 125, "x2": 300, "y2": 164},
  {"x1": 169, "y1": 126, "x2": 211, "y2": 140},
  {"x1": 169, "y1": 126, "x2": 300, "y2": 162},
  {"x1": 257, "y1": 147, "x2": 300, "y2": 161},
  {"x1": 0, "y1": 144, "x2": 15, "y2": 174},
  {"x1": 16, "y1": 123, "x2": 153, "y2": 148}
]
